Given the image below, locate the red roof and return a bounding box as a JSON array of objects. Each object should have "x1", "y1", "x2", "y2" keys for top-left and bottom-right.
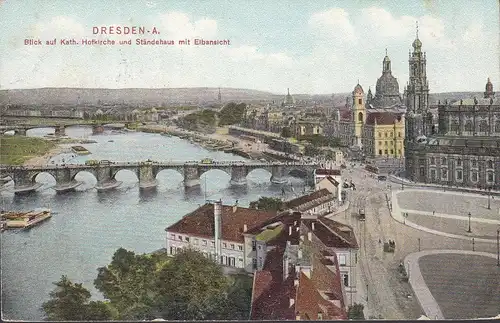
[
  {"x1": 165, "y1": 203, "x2": 278, "y2": 243},
  {"x1": 339, "y1": 109, "x2": 352, "y2": 121},
  {"x1": 316, "y1": 168, "x2": 341, "y2": 176},
  {"x1": 365, "y1": 112, "x2": 403, "y2": 125},
  {"x1": 285, "y1": 188, "x2": 333, "y2": 210},
  {"x1": 302, "y1": 218, "x2": 358, "y2": 249}
]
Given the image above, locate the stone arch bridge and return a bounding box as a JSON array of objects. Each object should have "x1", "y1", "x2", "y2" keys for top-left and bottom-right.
[
  {"x1": 0, "y1": 123, "x2": 125, "y2": 136},
  {"x1": 0, "y1": 160, "x2": 318, "y2": 194}
]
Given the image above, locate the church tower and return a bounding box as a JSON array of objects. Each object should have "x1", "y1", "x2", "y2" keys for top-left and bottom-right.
[
  {"x1": 352, "y1": 82, "x2": 366, "y2": 147},
  {"x1": 484, "y1": 78, "x2": 495, "y2": 98},
  {"x1": 405, "y1": 22, "x2": 430, "y2": 114},
  {"x1": 404, "y1": 22, "x2": 431, "y2": 141}
]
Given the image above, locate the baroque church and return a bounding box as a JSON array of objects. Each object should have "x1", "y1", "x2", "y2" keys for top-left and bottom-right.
[{"x1": 403, "y1": 30, "x2": 500, "y2": 190}]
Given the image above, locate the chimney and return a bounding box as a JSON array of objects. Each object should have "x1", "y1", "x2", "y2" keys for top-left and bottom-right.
[
  {"x1": 213, "y1": 201, "x2": 222, "y2": 259},
  {"x1": 295, "y1": 312, "x2": 301, "y2": 320},
  {"x1": 289, "y1": 298, "x2": 295, "y2": 307},
  {"x1": 243, "y1": 224, "x2": 247, "y2": 232},
  {"x1": 233, "y1": 204, "x2": 237, "y2": 213},
  {"x1": 318, "y1": 312, "x2": 323, "y2": 320},
  {"x1": 289, "y1": 225, "x2": 292, "y2": 236},
  {"x1": 307, "y1": 231, "x2": 312, "y2": 241},
  {"x1": 312, "y1": 222, "x2": 315, "y2": 231},
  {"x1": 294, "y1": 279, "x2": 299, "y2": 286}
]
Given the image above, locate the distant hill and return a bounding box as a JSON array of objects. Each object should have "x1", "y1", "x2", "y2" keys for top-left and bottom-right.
[{"x1": 0, "y1": 87, "x2": 486, "y2": 108}]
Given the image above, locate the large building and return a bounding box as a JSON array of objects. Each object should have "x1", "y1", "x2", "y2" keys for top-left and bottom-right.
[
  {"x1": 367, "y1": 50, "x2": 403, "y2": 109},
  {"x1": 403, "y1": 28, "x2": 500, "y2": 189}
]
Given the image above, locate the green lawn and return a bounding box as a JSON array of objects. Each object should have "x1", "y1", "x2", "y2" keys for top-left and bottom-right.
[{"x1": 0, "y1": 135, "x2": 56, "y2": 165}]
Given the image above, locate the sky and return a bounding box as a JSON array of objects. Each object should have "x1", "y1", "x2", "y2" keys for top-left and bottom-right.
[{"x1": 0, "y1": 0, "x2": 499, "y2": 94}]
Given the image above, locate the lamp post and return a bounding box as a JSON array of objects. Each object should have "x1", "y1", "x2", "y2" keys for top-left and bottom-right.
[
  {"x1": 487, "y1": 188, "x2": 491, "y2": 210},
  {"x1": 497, "y1": 228, "x2": 499, "y2": 266},
  {"x1": 418, "y1": 238, "x2": 421, "y2": 252},
  {"x1": 467, "y1": 212, "x2": 471, "y2": 233}
]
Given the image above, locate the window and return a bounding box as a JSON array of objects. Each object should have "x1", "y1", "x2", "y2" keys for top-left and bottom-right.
[
  {"x1": 472, "y1": 159, "x2": 477, "y2": 168},
  {"x1": 222, "y1": 242, "x2": 227, "y2": 248},
  {"x1": 230, "y1": 244, "x2": 235, "y2": 250},
  {"x1": 430, "y1": 157, "x2": 435, "y2": 165},
  {"x1": 358, "y1": 99, "x2": 362, "y2": 105},
  {"x1": 441, "y1": 157, "x2": 447, "y2": 164},
  {"x1": 379, "y1": 150, "x2": 382, "y2": 155},
  {"x1": 378, "y1": 141, "x2": 382, "y2": 146},
  {"x1": 398, "y1": 132, "x2": 401, "y2": 137},
  {"x1": 378, "y1": 132, "x2": 382, "y2": 138},
  {"x1": 441, "y1": 168, "x2": 448, "y2": 180},
  {"x1": 238, "y1": 258, "x2": 244, "y2": 268},
  {"x1": 194, "y1": 238, "x2": 198, "y2": 245},
  {"x1": 398, "y1": 150, "x2": 402, "y2": 155},
  {"x1": 471, "y1": 171, "x2": 478, "y2": 182},
  {"x1": 385, "y1": 132, "x2": 388, "y2": 138},
  {"x1": 170, "y1": 246, "x2": 175, "y2": 255},
  {"x1": 342, "y1": 274, "x2": 349, "y2": 287},
  {"x1": 238, "y1": 245, "x2": 243, "y2": 251},
  {"x1": 229, "y1": 257, "x2": 236, "y2": 267},
  {"x1": 202, "y1": 240, "x2": 207, "y2": 246},
  {"x1": 357, "y1": 112, "x2": 363, "y2": 122},
  {"x1": 456, "y1": 158, "x2": 462, "y2": 167},
  {"x1": 339, "y1": 255, "x2": 346, "y2": 266},
  {"x1": 185, "y1": 237, "x2": 190, "y2": 243},
  {"x1": 419, "y1": 167, "x2": 425, "y2": 176},
  {"x1": 390, "y1": 149, "x2": 394, "y2": 155},
  {"x1": 487, "y1": 172, "x2": 494, "y2": 182},
  {"x1": 430, "y1": 169, "x2": 436, "y2": 180},
  {"x1": 384, "y1": 149, "x2": 388, "y2": 155},
  {"x1": 258, "y1": 245, "x2": 262, "y2": 250},
  {"x1": 178, "y1": 235, "x2": 182, "y2": 241},
  {"x1": 211, "y1": 241, "x2": 215, "y2": 247},
  {"x1": 258, "y1": 257, "x2": 263, "y2": 268},
  {"x1": 384, "y1": 141, "x2": 388, "y2": 146},
  {"x1": 456, "y1": 170, "x2": 463, "y2": 181},
  {"x1": 487, "y1": 160, "x2": 494, "y2": 169},
  {"x1": 170, "y1": 234, "x2": 176, "y2": 240},
  {"x1": 252, "y1": 240, "x2": 256, "y2": 251}
]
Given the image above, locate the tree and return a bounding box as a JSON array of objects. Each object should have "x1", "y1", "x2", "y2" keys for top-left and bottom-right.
[
  {"x1": 280, "y1": 126, "x2": 292, "y2": 138},
  {"x1": 249, "y1": 196, "x2": 284, "y2": 211},
  {"x1": 154, "y1": 248, "x2": 231, "y2": 320},
  {"x1": 348, "y1": 303, "x2": 365, "y2": 320},
  {"x1": 94, "y1": 248, "x2": 158, "y2": 320},
  {"x1": 42, "y1": 275, "x2": 113, "y2": 321},
  {"x1": 218, "y1": 102, "x2": 247, "y2": 126}
]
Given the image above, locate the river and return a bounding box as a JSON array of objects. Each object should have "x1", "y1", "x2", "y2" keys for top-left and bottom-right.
[{"x1": 0, "y1": 126, "x2": 310, "y2": 320}]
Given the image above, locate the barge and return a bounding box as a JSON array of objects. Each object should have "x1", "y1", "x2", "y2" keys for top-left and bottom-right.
[
  {"x1": 71, "y1": 145, "x2": 91, "y2": 155},
  {"x1": 1, "y1": 208, "x2": 52, "y2": 230}
]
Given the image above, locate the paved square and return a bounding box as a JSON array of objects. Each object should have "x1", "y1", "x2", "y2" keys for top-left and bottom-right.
[
  {"x1": 407, "y1": 213, "x2": 499, "y2": 239},
  {"x1": 418, "y1": 254, "x2": 500, "y2": 319},
  {"x1": 398, "y1": 190, "x2": 500, "y2": 221}
]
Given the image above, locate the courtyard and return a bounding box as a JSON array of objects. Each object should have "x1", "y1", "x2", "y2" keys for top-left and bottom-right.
[{"x1": 418, "y1": 253, "x2": 500, "y2": 319}]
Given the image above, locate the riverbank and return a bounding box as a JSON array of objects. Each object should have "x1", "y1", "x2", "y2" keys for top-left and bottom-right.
[
  {"x1": 0, "y1": 135, "x2": 58, "y2": 166},
  {"x1": 139, "y1": 124, "x2": 298, "y2": 162}
]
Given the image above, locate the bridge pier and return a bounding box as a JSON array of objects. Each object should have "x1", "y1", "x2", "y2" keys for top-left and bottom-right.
[
  {"x1": 95, "y1": 166, "x2": 121, "y2": 191},
  {"x1": 53, "y1": 168, "x2": 82, "y2": 193},
  {"x1": 92, "y1": 125, "x2": 104, "y2": 135},
  {"x1": 270, "y1": 165, "x2": 288, "y2": 184},
  {"x1": 184, "y1": 165, "x2": 200, "y2": 187},
  {"x1": 54, "y1": 125, "x2": 66, "y2": 136},
  {"x1": 12, "y1": 171, "x2": 42, "y2": 195},
  {"x1": 230, "y1": 166, "x2": 247, "y2": 186},
  {"x1": 138, "y1": 163, "x2": 158, "y2": 190},
  {"x1": 14, "y1": 128, "x2": 27, "y2": 136}
]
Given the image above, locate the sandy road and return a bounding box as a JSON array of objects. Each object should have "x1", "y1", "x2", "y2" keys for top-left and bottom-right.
[{"x1": 342, "y1": 166, "x2": 423, "y2": 319}]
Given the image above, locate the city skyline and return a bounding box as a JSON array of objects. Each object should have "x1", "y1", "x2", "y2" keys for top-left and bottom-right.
[{"x1": 0, "y1": 0, "x2": 499, "y2": 94}]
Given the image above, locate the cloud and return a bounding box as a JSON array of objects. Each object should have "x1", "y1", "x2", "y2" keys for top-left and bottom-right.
[{"x1": 0, "y1": 7, "x2": 498, "y2": 94}]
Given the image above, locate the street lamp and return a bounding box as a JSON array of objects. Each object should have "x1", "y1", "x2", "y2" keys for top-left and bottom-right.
[
  {"x1": 487, "y1": 188, "x2": 491, "y2": 210},
  {"x1": 467, "y1": 212, "x2": 471, "y2": 233}
]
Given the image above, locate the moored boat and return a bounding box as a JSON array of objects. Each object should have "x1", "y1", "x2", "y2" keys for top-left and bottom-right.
[{"x1": 1, "y1": 208, "x2": 52, "y2": 230}]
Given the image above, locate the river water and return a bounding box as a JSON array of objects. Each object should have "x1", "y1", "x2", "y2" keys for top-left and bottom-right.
[{"x1": 0, "y1": 126, "x2": 309, "y2": 320}]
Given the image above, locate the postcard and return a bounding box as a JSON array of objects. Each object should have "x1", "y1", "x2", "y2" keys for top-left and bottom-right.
[{"x1": 1, "y1": 0, "x2": 499, "y2": 321}]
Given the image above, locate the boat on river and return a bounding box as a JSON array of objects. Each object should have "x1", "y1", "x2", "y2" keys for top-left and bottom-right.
[{"x1": 1, "y1": 208, "x2": 52, "y2": 230}]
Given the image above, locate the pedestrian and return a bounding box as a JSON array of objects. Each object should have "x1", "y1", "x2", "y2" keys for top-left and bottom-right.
[{"x1": 432, "y1": 211, "x2": 435, "y2": 215}]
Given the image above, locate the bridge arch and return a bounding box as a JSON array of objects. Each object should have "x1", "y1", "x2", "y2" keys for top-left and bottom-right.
[
  {"x1": 286, "y1": 166, "x2": 309, "y2": 179},
  {"x1": 156, "y1": 169, "x2": 184, "y2": 188},
  {"x1": 199, "y1": 169, "x2": 231, "y2": 186},
  {"x1": 247, "y1": 167, "x2": 272, "y2": 182},
  {"x1": 112, "y1": 168, "x2": 140, "y2": 183},
  {"x1": 71, "y1": 170, "x2": 98, "y2": 185},
  {"x1": 198, "y1": 168, "x2": 231, "y2": 178},
  {"x1": 31, "y1": 171, "x2": 57, "y2": 185}
]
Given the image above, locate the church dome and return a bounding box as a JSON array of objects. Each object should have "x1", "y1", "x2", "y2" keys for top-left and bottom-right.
[
  {"x1": 383, "y1": 55, "x2": 391, "y2": 63},
  {"x1": 375, "y1": 73, "x2": 400, "y2": 97},
  {"x1": 283, "y1": 88, "x2": 295, "y2": 105}
]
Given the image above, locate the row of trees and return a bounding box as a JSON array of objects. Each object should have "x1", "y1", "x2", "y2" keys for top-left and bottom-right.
[{"x1": 42, "y1": 248, "x2": 252, "y2": 321}]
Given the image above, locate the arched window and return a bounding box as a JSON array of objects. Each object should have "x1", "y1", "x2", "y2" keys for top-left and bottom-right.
[
  {"x1": 487, "y1": 160, "x2": 493, "y2": 169},
  {"x1": 358, "y1": 112, "x2": 363, "y2": 122}
]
